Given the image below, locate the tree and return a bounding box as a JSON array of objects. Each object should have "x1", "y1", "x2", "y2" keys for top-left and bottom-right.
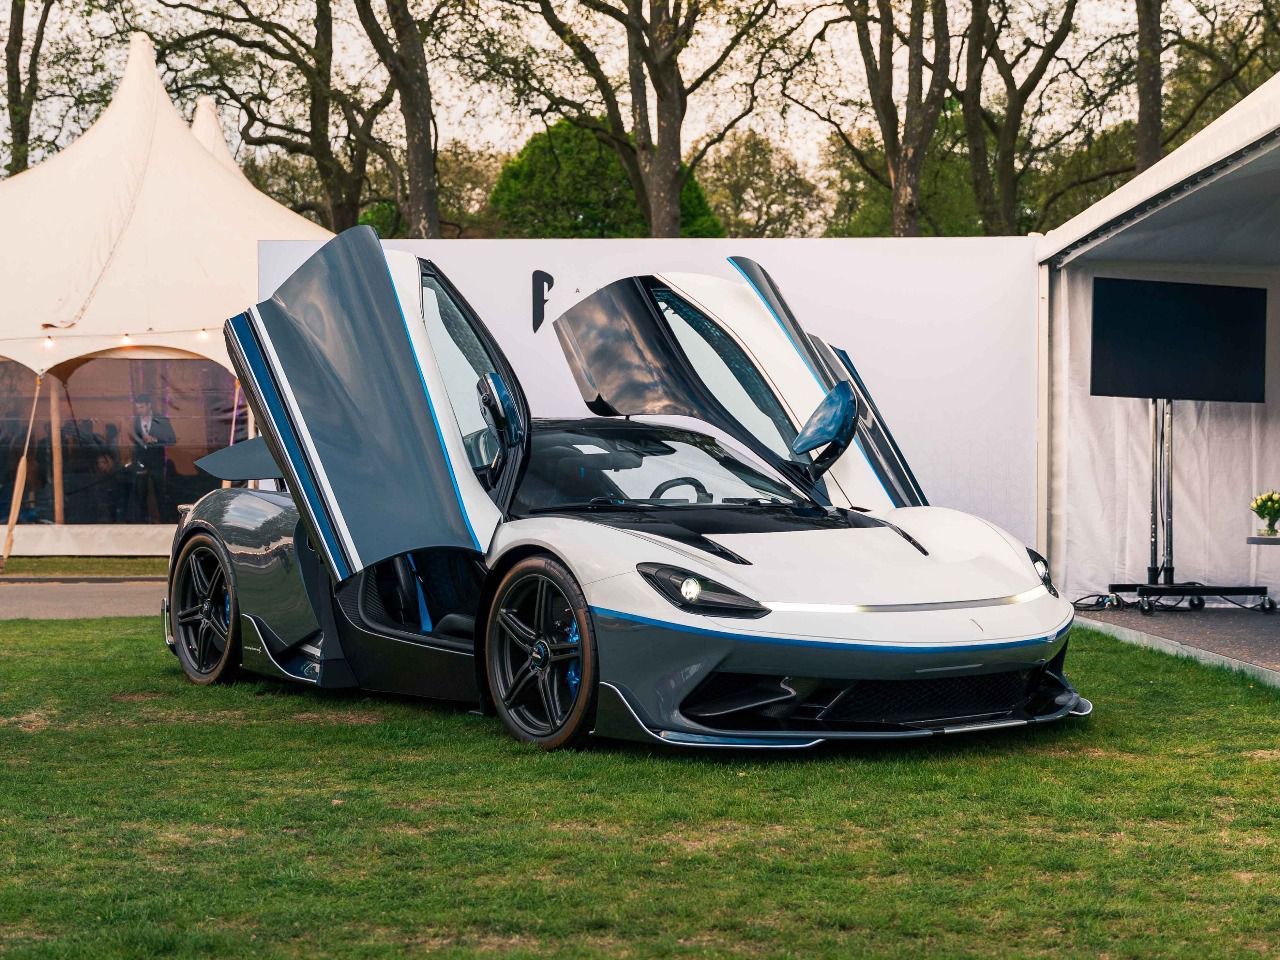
[
  {"x1": 483, "y1": 0, "x2": 781, "y2": 238},
  {"x1": 352, "y1": 0, "x2": 453, "y2": 238},
  {"x1": 700, "y1": 129, "x2": 818, "y2": 238},
  {"x1": 3, "y1": 0, "x2": 108, "y2": 176},
  {"x1": 956, "y1": 0, "x2": 1080, "y2": 235},
  {"x1": 3, "y1": 0, "x2": 56, "y2": 175},
  {"x1": 785, "y1": 0, "x2": 951, "y2": 237},
  {"x1": 1134, "y1": 0, "x2": 1163, "y2": 171},
  {"x1": 133, "y1": 0, "x2": 394, "y2": 230},
  {"x1": 823, "y1": 117, "x2": 981, "y2": 238},
  {"x1": 489, "y1": 118, "x2": 722, "y2": 238}
]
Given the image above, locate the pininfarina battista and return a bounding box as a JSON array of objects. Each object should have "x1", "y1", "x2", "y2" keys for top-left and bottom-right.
[{"x1": 163, "y1": 226, "x2": 1090, "y2": 749}]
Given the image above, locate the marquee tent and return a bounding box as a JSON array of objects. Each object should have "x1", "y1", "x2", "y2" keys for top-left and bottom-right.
[
  {"x1": 1038, "y1": 70, "x2": 1280, "y2": 603},
  {"x1": 0, "y1": 33, "x2": 329, "y2": 556}
]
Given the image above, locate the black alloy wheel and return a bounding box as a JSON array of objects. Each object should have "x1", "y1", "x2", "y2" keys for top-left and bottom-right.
[
  {"x1": 486, "y1": 556, "x2": 597, "y2": 749},
  {"x1": 171, "y1": 533, "x2": 239, "y2": 684}
]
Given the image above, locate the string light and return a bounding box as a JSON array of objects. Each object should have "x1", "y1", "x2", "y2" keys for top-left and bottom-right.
[
  {"x1": 0, "y1": 326, "x2": 220, "y2": 345},
  {"x1": 43, "y1": 336, "x2": 55, "y2": 350}
]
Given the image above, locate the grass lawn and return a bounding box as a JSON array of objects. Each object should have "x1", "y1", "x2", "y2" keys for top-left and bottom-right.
[
  {"x1": 1, "y1": 620, "x2": 1278, "y2": 959},
  {"x1": 0, "y1": 556, "x2": 167, "y2": 578}
]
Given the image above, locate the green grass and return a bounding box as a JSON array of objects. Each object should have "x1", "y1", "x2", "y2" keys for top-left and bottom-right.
[
  {"x1": 1, "y1": 621, "x2": 1278, "y2": 959},
  {"x1": 0, "y1": 556, "x2": 167, "y2": 578}
]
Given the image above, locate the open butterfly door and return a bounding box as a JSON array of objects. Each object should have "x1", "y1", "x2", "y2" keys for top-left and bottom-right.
[
  {"x1": 552, "y1": 255, "x2": 924, "y2": 511},
  {"x1": 224, "y1": 226, "x2": 517, "y2": 582}
]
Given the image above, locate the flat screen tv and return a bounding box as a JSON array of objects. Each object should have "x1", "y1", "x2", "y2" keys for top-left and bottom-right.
[{"x1": 1090, "y1": 277, "x2": 1266, "y2": 403}]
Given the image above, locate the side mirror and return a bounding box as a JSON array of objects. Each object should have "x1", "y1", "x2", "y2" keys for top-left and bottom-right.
[
  {"x1": 477, "y1": 372, "x2": 524, "y2": 449},
  {"x1": 791, "y1": 381, "x2": 858, "y2": 482}
]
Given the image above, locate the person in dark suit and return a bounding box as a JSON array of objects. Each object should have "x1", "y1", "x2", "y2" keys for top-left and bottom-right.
[{"x1": 126, "y1": 394, "x2": 175, "y2": 522}]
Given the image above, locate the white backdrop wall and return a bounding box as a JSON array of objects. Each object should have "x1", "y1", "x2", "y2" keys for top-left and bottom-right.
[
  {"x1": 1049, "y1": 262, "x2": 1280, "y2": 600},
  {"x1": 261, "y1": 237, "x2": 1041, "y2": 545}
]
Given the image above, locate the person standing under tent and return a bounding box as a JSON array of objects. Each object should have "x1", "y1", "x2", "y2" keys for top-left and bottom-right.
[{"x1": 126, "y1": 394, "x2": 175, "y2": 522}]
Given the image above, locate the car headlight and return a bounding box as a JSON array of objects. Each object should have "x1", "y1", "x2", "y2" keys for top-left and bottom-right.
[
  {"x1": 1028, "y1": 548, "x2": 1059, "y2": 597},
  {"x1": 636, "y1": 563, "x2": 769, "y2": 618}
]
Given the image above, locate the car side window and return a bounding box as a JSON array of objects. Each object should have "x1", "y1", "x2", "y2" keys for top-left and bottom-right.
[
  {"x1": 649, "y1": 285, "x2": 802, "y2": 462},
  {"x1": 420, "y1": 274, "x2": 502, "y2": 471}
]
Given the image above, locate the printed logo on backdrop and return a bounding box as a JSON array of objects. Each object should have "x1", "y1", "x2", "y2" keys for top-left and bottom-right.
[{"x1": 531, "y1": 270, "x2": 555, "y2": 332}]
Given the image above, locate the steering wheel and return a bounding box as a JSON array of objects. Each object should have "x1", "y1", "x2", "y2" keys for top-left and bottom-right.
[{"x1": 649, "y1": 476, "x2": 713, "y2": 504}]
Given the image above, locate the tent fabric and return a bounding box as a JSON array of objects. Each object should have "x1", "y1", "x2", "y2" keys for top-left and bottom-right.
[
  {"x1": 0, "y1": 33, "x2": 330, "y2": 376},
  {"x1": 190, "y1": 95, "x2": 250, "y2": 182},
  {"x1": 1038, "y1": 70, "x2": 1280, "y2": 267},
  {"x1": 1048, "y1": 263, "x2": 1280, "y2": 601}
]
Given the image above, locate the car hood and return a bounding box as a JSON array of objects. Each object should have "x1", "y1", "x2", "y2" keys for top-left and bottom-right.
[{"x1": 704, "y1": 508, "x2": 1041, "y2": 607}]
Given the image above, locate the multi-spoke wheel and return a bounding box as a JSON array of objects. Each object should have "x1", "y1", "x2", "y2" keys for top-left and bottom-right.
[
  {"x1": 485, "y1": 556, "x2": 597, "y2": 749},
  {"x1": 170, "y1": 533, "x2": 239, "y2": 685}
]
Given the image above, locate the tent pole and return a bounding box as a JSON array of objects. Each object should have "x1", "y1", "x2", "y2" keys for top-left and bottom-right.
[
  {"x1": 223, "y1": 380, "x2": 242, "y2": 490},
  {"x1": 1, "y1": 376, "x2": 44, "y2": 573},
  {"x1": 50, "y1": 379, "x2": 64, "y2": 524}
]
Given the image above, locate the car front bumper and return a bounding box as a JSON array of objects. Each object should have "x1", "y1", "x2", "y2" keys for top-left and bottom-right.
[{"x1": 586, "y1": 600, "x2": 1090, "y2": 748}]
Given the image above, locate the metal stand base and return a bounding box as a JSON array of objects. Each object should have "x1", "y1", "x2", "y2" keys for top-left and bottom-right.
[{"x1": 1107, "y1": 582, "x2": 1274, "y2": 615}]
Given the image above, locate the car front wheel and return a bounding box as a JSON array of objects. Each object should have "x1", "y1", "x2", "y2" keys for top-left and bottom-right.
[{"x1": 485, "y1": 556, "x2": 598, "y2": 749}]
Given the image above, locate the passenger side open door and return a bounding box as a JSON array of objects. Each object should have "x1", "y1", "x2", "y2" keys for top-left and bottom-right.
[{"x1": 225, "y1": 227, "x2": 524, "y2": 581}]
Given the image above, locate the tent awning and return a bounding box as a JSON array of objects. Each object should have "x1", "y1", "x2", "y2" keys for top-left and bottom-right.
[{"x1": 1038, "y1": 71, "x2": 1280, "y2": 269}]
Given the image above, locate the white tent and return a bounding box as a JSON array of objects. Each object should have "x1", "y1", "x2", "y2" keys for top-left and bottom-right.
[
  {"x1": 0, "y1": 33, "x2": 329, "y2": 376},
  {"x1": 1038, "y1": 73, "x2": 1280, "y2": 602},
  {"x1": 0, "y1": 33, "x2": 329, "y2": 556}
]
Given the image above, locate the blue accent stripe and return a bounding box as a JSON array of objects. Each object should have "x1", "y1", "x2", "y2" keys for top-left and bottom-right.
[
  {"x1": 229, "y1": 314, "x2": 350, "y2": 580},
  {"x1": 592, "y1": 606, "x2": 1072, "y2": 654},
  {"x1": 728, "y1": 258, "x2": 825, "y2": 387},
  {"x1": 379, "y1": 254, "x2": 482, "y2": 552}
]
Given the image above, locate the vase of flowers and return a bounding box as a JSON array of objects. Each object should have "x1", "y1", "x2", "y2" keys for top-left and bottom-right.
[{"x1": 1251, "y1": 491, "x2": 1280, "y2": 537}]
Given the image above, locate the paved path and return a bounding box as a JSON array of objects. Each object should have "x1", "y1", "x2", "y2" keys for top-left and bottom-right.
[
  {"x1": 0, "y1": 580, "x2": 163, "y2": 620},
  {"x1": 1081, "y1": 606, "x2": 1280, "y2": 689}
]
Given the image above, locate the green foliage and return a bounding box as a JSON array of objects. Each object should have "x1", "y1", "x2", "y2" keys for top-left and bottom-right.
[
  {"x1": 824, "y1": 114, "x2": 982, "y2": 238},
  {"x1": 490, "y1": 119, "x2": 723, "y2": 238},
  {"x1": 701, "y1": 129, "x2": 819, "y2": 237},
  {"x1": 2, "y1": 620, "x2": 1280, "y2": 957}
]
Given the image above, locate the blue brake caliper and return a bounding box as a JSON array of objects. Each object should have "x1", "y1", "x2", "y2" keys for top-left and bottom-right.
[{"x1": 565, "y1": 621, "x2": 581, "y2": 697}]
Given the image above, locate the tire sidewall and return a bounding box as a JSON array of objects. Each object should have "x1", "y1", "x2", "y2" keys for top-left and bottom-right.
[
  {"x1": 170, "y1": 531, "x2": 240, "y2": 685},
  {"x1": 486, "y1": 556, "x2": 598, "y2": 749}
]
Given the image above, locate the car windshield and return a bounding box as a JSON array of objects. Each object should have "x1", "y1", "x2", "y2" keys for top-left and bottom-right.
[{"x1": 512, "y1": 421, "x2": 813, "y2": 513}]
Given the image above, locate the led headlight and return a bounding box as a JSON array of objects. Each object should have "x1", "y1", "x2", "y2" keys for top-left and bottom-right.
[
  {"x1": 637, "y1": 563, "x2": 769, "y2": 618},
  {"x1": 1028, "y1": 548, "x2": 1059, "y2": 598}
]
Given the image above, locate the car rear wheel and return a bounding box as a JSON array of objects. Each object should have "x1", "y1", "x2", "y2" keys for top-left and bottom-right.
[
  {"x1": 171, "y1": 532, "x2": 239, "y2": 685},
  {"x1": 485, "y1": 556, "x2": 597, "y2": 749}
]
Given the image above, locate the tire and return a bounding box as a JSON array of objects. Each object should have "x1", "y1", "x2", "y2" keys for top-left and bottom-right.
[
  {"x1": 1139, "y1": 598, "x2": 1155, "y2": 615},
  {"x1": 1188, "y1": 596, "x2": 1205, "y2": 611},
  {"x1": 1261, "y1": 597, "x2": 1277, "y2": 614},
  {"x1": 484, "y1": 556, "x2": 598, "y2": 749},
  {"x1": 170, "y1": 532, "x2": 240, "y2": 685}
]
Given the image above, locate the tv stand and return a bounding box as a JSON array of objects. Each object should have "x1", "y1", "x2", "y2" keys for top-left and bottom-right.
[{"x1": 1105, "y1": 400, "x2": 1274, "y2": 615}]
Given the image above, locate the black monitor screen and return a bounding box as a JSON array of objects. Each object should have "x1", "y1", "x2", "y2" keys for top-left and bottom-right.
[{"x1": 1090, "y1": 277, "x2": 1266, "y2": 403}]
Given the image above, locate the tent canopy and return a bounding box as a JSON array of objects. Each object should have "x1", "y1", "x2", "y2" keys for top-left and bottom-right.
[
  {"x1": 0, "y1": 33, "x2": 330, "y2": 375},
  {"x1": 1038, "y1": 71, "x2": 1280, "y2": 268}
]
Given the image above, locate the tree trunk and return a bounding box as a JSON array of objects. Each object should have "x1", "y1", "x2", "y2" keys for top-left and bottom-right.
[
  {"x1": 890, "y1": 151, "x2": 922, "y2": 237},
  {"x1": 4, "y1": 0, "x2": 49, "y2": 176},
  {"x1": 645, "y1": 90, "x2": 684, "y2": 238},
  {"x1": 372, "y1": 0, "x2": 443, "y2": 238},
  {"x1": 1135, "y1": 0, "x2": 1163, "y2": 172}
]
